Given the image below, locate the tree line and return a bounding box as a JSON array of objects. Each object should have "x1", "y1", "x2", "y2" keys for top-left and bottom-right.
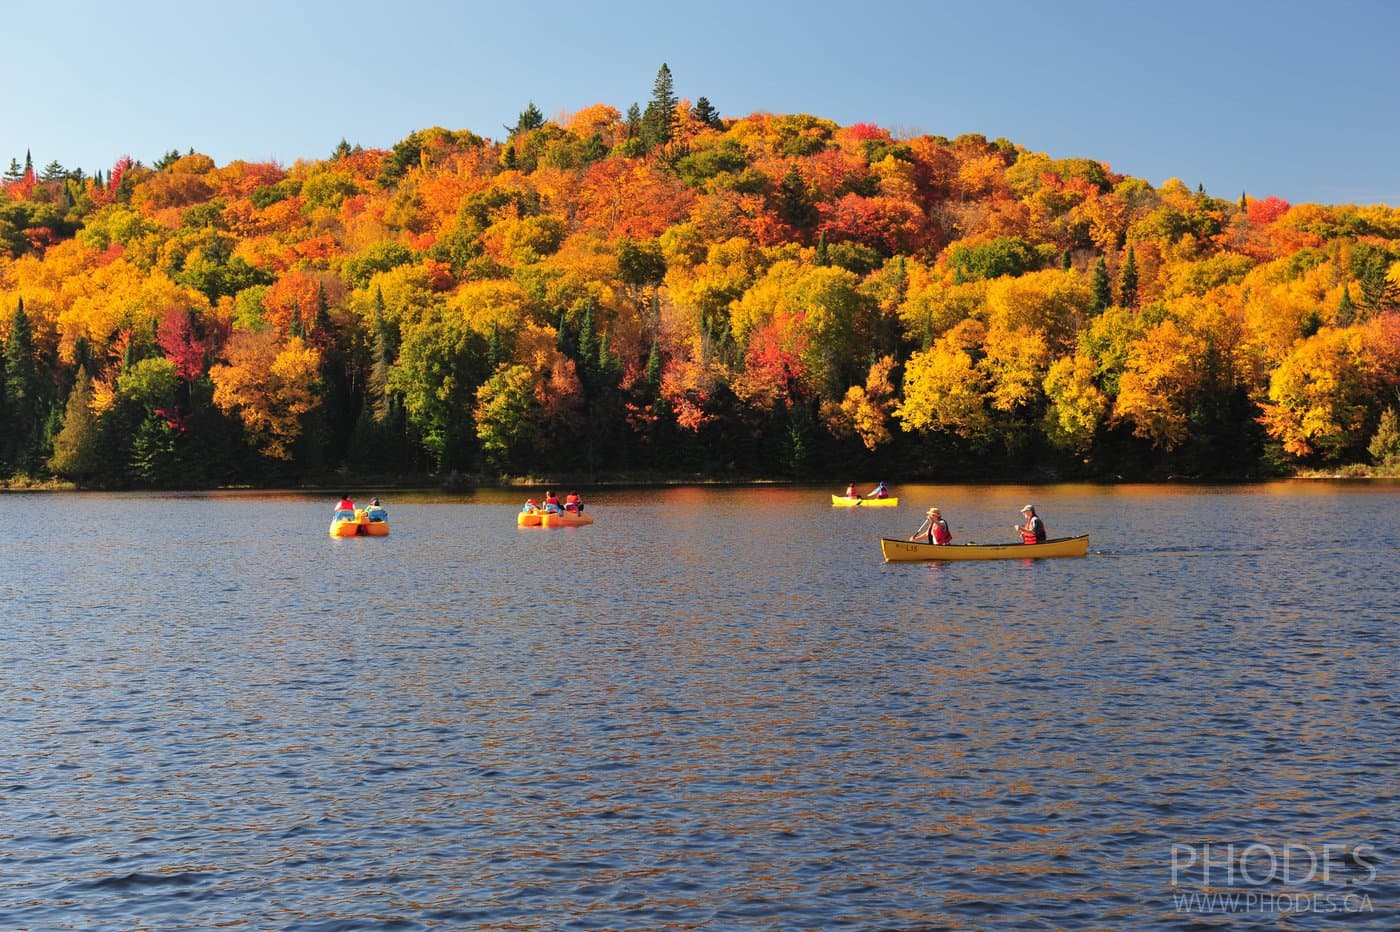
[{"x1": 2, "y1": 64, "x2": 1398, "y2": 488}]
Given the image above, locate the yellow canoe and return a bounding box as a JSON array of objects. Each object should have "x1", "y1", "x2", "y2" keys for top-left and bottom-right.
[
  {"x1": 832, "y1": 495, "x2": 899, "y2": 507},
  {"x1": 881, "y1": 535, "x2": 1088, "y2": 562}
]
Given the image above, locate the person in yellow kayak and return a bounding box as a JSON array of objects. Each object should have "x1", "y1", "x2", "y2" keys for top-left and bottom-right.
[
  {"x1": 844, "y1": 482, "x2": 860, "y2": 499},
  {"x1": 910, "y1": 506, "x2": 952, "y2": 544},
  {"x1": 867, "y1": 481, "x2": 890, "y2": 499}
]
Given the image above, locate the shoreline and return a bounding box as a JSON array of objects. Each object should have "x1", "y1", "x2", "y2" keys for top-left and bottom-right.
[{"x1": 4, "y1": 468, "x2": 1397, "y2": 493}]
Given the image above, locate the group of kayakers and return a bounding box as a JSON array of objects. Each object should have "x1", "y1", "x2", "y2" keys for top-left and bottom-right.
[
  {"x1": 907, "y1": 502, "x2": 1047, "y2": 545},
  {"x1": 842, "y1": 481, "x2": 891, "y2": 500},
  {"x1": 334, "y1": 495, "x2": 388, "y2": 522},
  {"x1": 520, "y1": 490, "x2": 585, "y2": 516}
]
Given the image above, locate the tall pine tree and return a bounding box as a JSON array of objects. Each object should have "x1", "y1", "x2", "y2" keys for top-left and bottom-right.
[
  {"x1": 641, "y1": 63, "x2": 678, "y2": 150},
  {"x1": 1119, "y1": 247, "x2": 1139, "y2": 308},
  {"x1": 3, "y1": 299, "x2": 42, "y2": 473},
  {"x1": 1090, "y1": 257, "x2": 1111, "y2": 312},
  {"x1": 49, "y1": 365, "x2": 102, "y2": 480}
]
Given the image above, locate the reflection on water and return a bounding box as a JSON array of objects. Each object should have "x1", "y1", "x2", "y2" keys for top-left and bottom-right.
[{"x1": 1, "y1": 483, "x2": 1397, "y2": 927}]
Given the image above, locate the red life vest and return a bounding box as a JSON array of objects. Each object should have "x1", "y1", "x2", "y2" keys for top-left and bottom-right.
[
  {"x1": 1020, "y1": 515, "x2": 1046, "y2": 544},
  {"x1": 932, "y1": 519, "x2": 952, "y2": 545}
]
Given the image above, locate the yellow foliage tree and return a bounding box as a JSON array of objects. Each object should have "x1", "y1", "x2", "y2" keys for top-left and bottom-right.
[
  {"x1": 823, "y1": 355, "x2": 898, "y2": 450},
  {"x1": 1257, "y1": 327, "x2": 1367, "y2": 459},
  {"x1": 210, "y1": 330, "x2": 322, "y2": 460},
  {"x1": 1112, "y1": 318, "x2": 1205, "y2": 449},
  {"x1": 894, "y1": 339, "x2": 991, "y2": 440},
  {"x1": 1042, "y1": 352, "x2": 1108, "y2": 452}
]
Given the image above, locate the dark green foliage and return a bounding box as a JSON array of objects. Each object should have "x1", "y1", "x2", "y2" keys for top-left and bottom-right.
[
  {"x1": 49, "y1": 366, "x2": 101, "y2": 479},
  {"x1": 1350, "y1": 242, "x2": 1398, "y2": 315},
  {"x1": 617, "y1": 239, "x2": 667, "y2": 286},
  {"x1": 2, "y1": 300, "x2": 46, "y2": 474},
  {"x1": 1119, "y1": 247, "x2": 1139, "y2": 308},
  {"x1": 775, "y1": 164, "x2": 818, "y2": 232},
  {"x1": 948, "y1": 236, "x2": 1040, "y2": 282},
  {"x1": 675, "y1": 139, "x2": 748, "y2": 187},
  {"x1": 826, "y1": 242, "x2": 882, "y2": 276},
  {"x1": 507, "y1": 101, "x2": 545, "y2": 139},
  {"x1": 640, "y1": 63, "x2": 678, "y2": 150},
  {"x1": 1091, "y1": 257, "x2": 1111, "y2": 312},
  {"x1": 1336, "y1": 286, "x2": 1356, "y2": 326},
  {"x1": 343, "y1": 241, "x2": 416, "y2": 288},
  {"x1": 250, "y1": 178, "x2": 300, "y2": 209},
  {"x1": 693, "y1": 96, "x2": 722, "y2": 129}
]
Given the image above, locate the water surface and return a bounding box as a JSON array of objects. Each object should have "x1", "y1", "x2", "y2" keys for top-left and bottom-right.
[{"x1": 1, "y1": 482, "x2": 1397, "y2": 927}]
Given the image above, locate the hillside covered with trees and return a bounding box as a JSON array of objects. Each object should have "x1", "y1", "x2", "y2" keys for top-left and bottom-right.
[{"x1": 2, "y1": 65, "x2": 1398, "y2": 488}]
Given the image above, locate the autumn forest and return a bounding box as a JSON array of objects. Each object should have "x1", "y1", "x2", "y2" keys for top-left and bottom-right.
[{"x1": 2, "y1": 65, "x2": 1398, "y2": 489}]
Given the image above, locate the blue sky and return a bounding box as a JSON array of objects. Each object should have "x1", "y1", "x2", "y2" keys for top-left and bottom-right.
[{"x1": 3, "y1": 0, "x2": 1396, "y2": 205}]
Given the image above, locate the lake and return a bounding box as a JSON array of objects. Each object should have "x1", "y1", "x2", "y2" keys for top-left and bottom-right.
[{"x1": 1, "y1": 482, "x2": 1397, "y2": 928}]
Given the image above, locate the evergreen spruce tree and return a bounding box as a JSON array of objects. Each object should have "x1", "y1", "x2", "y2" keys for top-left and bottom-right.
[
  {"x1": 693, "y1": 96, "x2": 722, "y2": 129},
  {"x1": 1091, "y1": 257, "x2": 1111, "y2": 312},
  {"x1": 815, "y1": 231, "x2": 829, "y2": 267},
  {"x1": 2, "y1": 158, "x2": 21, "y2": 182},
  {"x1": 641, "y1": 63, "x2": 678, "y2": 150},
  {"x1": 507, "y1": 101, "x2": 545, "y2": 140},
  {"x1": 576, "y1": 304, "x2": 598, "y2": 384},
  {"x1": 777, "y1": 165, "x2": 817, "y2": 231},
  {"x1": 50, "y1": 366, "x2": 102, "y2": 479},
  {"x1": 1239, "y1": 191, "x2": 1248, "y2": 211},
  {"x1": 625, "y1": 103, "x2": 643, "y2": 139},
  {"x1": 1369, "y1": 407, "x2": 1400, "y2": 467},
  {"x1": 1336, "y1": 286, "x2": 1356, "y2": 326},
  {"x1": 3, "y1": 299, "x2": 41, "y2": 472},
  {"x1": 1119, "y1": 247, "x2": 1139, "y2": 308},
  {"x1": 487, "y1": 321, "x2": 503, "y2": 371},
  {"x1": 1061, "y1": 248, "x2": 1073, "y2": 271}
]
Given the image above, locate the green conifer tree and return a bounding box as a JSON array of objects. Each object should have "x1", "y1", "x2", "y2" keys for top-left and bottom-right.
[
  {"x1": 49, "y1": 366, "x2": 102, "y2": 479},
  {"x1": 1091, "y1": 257, "x2": 1111, "y2": 312},
  {"x1": 3, "y1": 299, "x2": 42, "y2": 472},
  {"x1": 507, "y1": 101, "x2": 545, "y2": 139},
  {"x1": 693, "y1": 96, "x2": 722, "y2": 129},
  {"x1": 1336, "y1": 286, "x2": 1356, "y2": 326},
  {"x1": 641, "y1": 64, "x2": 678, "y2": 150},
  {"x1": 1119, "y1": 247, "x2": 1139, "y2": 308}
]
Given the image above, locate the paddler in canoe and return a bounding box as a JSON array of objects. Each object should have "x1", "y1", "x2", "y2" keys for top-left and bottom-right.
[
  {"x1": 909, "y1": 506, "x2": 952, "y2": 544},
  {"x1": 1015, "y1": 504, "x2": 1047, "y2": 544}
]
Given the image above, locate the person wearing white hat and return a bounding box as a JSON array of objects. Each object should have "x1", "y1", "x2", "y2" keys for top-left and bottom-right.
[
  {"x1": 1016, "y1": 504, "x2": 1046, "y2": 544},
  {"x1": 910, "y1": 506, "x2": 952, "y2": 544}
]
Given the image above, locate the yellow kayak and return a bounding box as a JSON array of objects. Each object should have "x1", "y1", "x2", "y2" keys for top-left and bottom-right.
[
  {"x1": 881, "y1": 535, "x2": 1088, "y2": 562},
  {"x1": 832, "y1": 494, "x2": 898, "y2": 507}
]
